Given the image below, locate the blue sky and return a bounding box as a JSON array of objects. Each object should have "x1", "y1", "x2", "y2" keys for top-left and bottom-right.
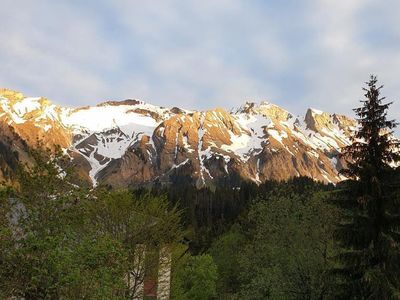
[{"x1": 1, "y1": 0, "x2": 400, "y2": 123}]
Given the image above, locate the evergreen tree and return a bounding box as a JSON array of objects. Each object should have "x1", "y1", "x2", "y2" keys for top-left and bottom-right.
[{"x1": 334, "y1": 75, "x2": 400, "y2": 299}]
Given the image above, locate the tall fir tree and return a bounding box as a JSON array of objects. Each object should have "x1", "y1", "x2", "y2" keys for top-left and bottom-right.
[{"x1": 334, "y1": 75, "x2": 400, "y2": 299}]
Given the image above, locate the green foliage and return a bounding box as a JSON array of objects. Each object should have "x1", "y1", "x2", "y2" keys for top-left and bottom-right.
[
  {"x1": 143, "y1": 176, "x2": 330, "y2": 254},
  {"x1": 171, "y1": 254, "x2": 218, "y2": 300},
  {"x1": 61, "y1": 235, "x2": 127, "y2": 299},
  {"x1": 3, "y1": 104, "x2": 399, "y2": 300},
  {"x1": 7, "y1": 233, "x2": 127, "y2": 299},
  {"x1": 89, "y1": 189, "x2": 182, "y2": 248},
  {"x1": 333, "y1": 76, "x2": 400, "y2": 298},
  {"x1": 209, "y1": 225, "x2": 244, "y2": 298},
  {"x1": 0, "y1": 187, "x2": 14, "y2": 298},
  {"x1": 209, "y1": 182, "x2": 339, "y2": 300},
  {"x1": 0, "y1": 148, "x2": 183, "y2": 299},
  {"x1": 137, "y1": 180, "x2": 258, "y2": 254}
]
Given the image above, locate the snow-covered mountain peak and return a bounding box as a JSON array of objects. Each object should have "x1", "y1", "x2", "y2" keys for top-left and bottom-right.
[
  {"x1": 234, "y1": 101, "x2": 292, "y2": 122},
  {"x1": 0, "y1": 89, "x2": 64, "y2": 127},
  {"x1": 63, "y1": 104, "x2": 160, "y2": 133},
  {"x1": 2, "y1": 88, "x2": 390, "y2": 187}
]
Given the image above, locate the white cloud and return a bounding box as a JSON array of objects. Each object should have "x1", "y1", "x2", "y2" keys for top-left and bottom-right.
[
  {"x1": 0, "y1": 0, "x2": 399, "y2": 134},
  {"x1": 0, "y1": 0, "x2": 122, "y2": 106},
  {"x1": 299, "y1": 0, "x2": 400, "y2": 128},
  {"x1": 103, "y1": 0, "x2": 285, "y2": 109}
]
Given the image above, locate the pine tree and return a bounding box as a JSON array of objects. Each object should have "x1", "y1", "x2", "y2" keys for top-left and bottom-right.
[{"x1": 334, "y1": 75, "x2": 400, "y2": 299}]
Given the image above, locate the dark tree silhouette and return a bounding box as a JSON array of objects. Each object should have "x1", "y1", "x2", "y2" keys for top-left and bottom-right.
[{"x1": 334, "y1": 75, "x2": 400, "y2": 299}]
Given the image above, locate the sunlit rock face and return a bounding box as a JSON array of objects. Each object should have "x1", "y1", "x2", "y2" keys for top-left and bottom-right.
[{"x1": 0, "y1": 89, "x2": 367, "y2": 187}]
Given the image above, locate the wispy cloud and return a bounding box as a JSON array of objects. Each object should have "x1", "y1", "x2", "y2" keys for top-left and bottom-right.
[{"x1": 0, "y1": 0, "x2": 399, "y2": 127}]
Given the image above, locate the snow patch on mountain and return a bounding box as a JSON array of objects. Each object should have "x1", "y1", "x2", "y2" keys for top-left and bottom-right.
[
  {"x1": 310, "y1": 108, "x2": 324, "y2": 115},
  {"x1": 221, "y1": 113, "x2": 269, "y2": 161},
  {"x1": 63, "y1": 105, "x2": 159, "y2": 134},
  {"x1": 13, "y1": 97, "x2": 42, "y2": 116}
]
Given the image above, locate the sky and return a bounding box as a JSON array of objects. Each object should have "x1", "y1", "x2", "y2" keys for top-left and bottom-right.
[{"x1": 1, "y1": 0, "x2": 400, "y2": 124}]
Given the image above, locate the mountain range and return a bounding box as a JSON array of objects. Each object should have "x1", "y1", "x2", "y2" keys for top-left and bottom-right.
[{"x1": 0, "y1": 88, "x2": 360, "y2": 187}]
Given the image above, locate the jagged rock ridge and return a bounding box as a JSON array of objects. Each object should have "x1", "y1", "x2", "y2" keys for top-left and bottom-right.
[{"x1": 0, "y1": 88, "x2": 362, "y2": 187}]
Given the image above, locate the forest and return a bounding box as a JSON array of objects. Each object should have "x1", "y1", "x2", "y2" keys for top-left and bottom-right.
[{"x1": 1, "y1": 76, "x2": 400, "y2": 299}]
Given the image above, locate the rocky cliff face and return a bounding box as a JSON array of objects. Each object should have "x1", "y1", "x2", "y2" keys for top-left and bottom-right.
[
  {"x1": 0, "y1": 121, "x2": 33, "y2": 184},
  {"x1": 0, "y1": 88, "x2": 363, "y2": 187}
]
